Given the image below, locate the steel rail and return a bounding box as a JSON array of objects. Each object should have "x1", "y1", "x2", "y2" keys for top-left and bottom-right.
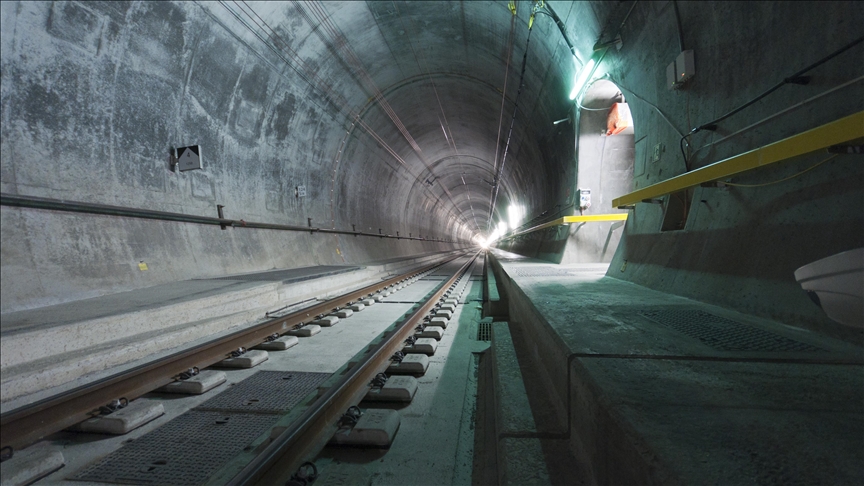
[
  {"x1": 0, "y1": 193, "x2": 459, "y2": 243},
  {"x1": 0, "y1": 254, "x2": 464, "y2": 451},
  {"x1": 227, "y1": 252, "x2": 480, "y2": 485}
]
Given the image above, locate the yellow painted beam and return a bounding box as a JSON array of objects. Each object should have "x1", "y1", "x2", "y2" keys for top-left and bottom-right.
[
  {"x1": 563, "y1": 214, "x2": 629, "y2": 223},
  {"x1": 503, "y1": 213, "x2": 629, "y2": 239},
  {"x1": 612, "y1": 111, "x2": 864, "y2": 208}
]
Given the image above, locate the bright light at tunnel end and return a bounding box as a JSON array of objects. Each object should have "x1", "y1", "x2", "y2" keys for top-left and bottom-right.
[{"x1": 473, "y1": 204, "x2": 526, "y2": 250}]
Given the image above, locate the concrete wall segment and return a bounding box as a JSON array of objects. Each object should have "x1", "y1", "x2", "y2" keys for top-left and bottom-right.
[
  {"x1": 3, "y1": 1, "x2": 505, "y2": 311},
  {"x1": 498, "y1": 1, "x2": 864, "y2": 341}
]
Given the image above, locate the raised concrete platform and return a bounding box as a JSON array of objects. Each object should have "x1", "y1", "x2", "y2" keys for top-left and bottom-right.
[{"x1": 488, "y1": 249, "x2": 864, "y2": 485}]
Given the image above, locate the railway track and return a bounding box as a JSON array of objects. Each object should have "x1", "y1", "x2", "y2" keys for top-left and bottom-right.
[{"x1": 1, "y1": 251, "x2": 480, "y2": 485}]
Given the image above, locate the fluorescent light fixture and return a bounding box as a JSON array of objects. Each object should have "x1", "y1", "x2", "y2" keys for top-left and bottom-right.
[{"x1": 569, "y1": 58, "x2": 595, "y2": 100}]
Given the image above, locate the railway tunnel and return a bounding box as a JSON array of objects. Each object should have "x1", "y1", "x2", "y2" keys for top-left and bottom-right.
[{"x1": 1, "y1": 1, "x2": 862, "y2": 484}]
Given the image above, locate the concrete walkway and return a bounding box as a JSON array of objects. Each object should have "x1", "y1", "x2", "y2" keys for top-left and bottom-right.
[
  {"x1": 489, "y1": 249, "x2": 863, "y2": 485},
  {"x1": 0, "y1": 253, "x2": 454, "y2": 410}
]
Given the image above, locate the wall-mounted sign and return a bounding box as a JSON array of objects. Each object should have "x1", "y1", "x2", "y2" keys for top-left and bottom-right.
[
  {"x1": 296, "y1": 185, "x2": 306, "y2": 198},
  {"x1": 579, "y1": 188, "x2": 592, "y2": 210},
  {"x1": 177, "y1": 145, "x2": 202, "y2": 171}
]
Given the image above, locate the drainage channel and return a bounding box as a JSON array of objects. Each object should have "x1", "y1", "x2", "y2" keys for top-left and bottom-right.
[{"x1": 0, "y1": 254, "x2": 473, "y2": 485}]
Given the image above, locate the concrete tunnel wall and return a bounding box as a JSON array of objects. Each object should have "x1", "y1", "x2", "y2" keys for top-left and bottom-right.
[
  {"x1": 1, "y1": 1, "x2": 862, "y2": 346},
  {"x1": 0, "y1": 0, "x2": 563, "y2": 312},
  {"x1": 498, "y1": 1, "x2": 864, "y2": 343}
]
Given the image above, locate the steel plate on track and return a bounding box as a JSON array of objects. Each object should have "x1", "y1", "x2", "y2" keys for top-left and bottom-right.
[
  {"x1": 195, "y1": 371, "x2": 331, "y2": 414},
  {"x1": 640, "y1": 310, "x2": 823, "y2": 352},
  {"x1": 72, "y1": 411, "x2": 277, "y2": 486}
]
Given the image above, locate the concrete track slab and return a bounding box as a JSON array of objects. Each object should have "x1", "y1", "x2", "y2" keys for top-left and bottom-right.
[
  {"x1": 316, "y1": 279, "x2": 489, "y2": 485},
  {"x1": 29, "y1": 283, "x2": 435, "y2": 484},
  {"x1": 1, "y1": 257, "x2": 449, "y2": 410},
  {"x1": 377, "y1": 280, "x2": 440, "y2": 303}
]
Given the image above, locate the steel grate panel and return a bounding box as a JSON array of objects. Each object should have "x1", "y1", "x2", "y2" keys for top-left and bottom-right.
[
  {"x1": 477, "y1": 322, "x2": 491, "y2": 341},
  {"x1": 195, "y1": 371, "x2": 330, "y2": 414},
  {"x1": 509, "y1": 266, "x2": 575, "y2": 277},
  {"x1": 72, "y1": 411, "x2": 277, "y2": 485},
  {"x1": 640, "y1": 310, "x2": 823, "y2": 352}
]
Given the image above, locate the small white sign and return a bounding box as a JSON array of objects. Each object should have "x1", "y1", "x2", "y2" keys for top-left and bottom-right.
[
  {"x1": 177, "y1": 145, "x2": 202, "y2": 171},
  {"x1": 579, "y1": 188, "x2": 592, "y2": 209},
  {"x1": 296, "y1": 185, "x2": 306, "y2": 198}
]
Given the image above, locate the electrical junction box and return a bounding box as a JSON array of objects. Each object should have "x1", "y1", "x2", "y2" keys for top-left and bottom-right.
[
  {"x1": 176, "y1": 145, "x2": 202, "y2": 171},
  {"x1": 578, "y1": 188, "x2": 592, "y2": 209},
  {"x1": 667, "y1": 50, "x2": 695, "y2": 89}
]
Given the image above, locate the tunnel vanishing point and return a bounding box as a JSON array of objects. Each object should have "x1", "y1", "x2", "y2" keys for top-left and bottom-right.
[{"x1": 1, "y1": 1, "x2": 863, "y2": 485}]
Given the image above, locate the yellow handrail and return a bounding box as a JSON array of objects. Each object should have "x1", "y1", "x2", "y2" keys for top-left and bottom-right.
[
  {"x1": 612, "y1": 111, "x2": 864, "y2": 208},
  {"x1": 502, "y1": 213, "x2": 629, "y2": 239}
]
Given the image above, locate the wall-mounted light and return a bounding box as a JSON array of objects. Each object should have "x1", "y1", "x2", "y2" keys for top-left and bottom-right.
[{"x1": 569, "y1": 58, "x2": 596, "y2": 101}]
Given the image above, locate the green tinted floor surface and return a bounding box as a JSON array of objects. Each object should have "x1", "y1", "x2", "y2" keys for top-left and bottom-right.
[{"x1": 490, "y1": 249, "x2": 864, "y2": 485}]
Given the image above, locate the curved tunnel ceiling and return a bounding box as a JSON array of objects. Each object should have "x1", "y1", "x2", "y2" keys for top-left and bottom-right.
[{"x1": 208, "y1": 0, "x2": 586, "y2": 240}]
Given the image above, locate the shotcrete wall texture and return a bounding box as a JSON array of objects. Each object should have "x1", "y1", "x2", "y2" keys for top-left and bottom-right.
[
  {"x1": 2, "y1": 0, "x2": 862, "y2": 345},
  {"x1": 1, "y1": 0, "x2": 591, "y2": 312}
]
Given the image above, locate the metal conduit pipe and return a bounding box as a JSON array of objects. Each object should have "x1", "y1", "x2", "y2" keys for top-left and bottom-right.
[{"x1": 0, "y1": 194, "x2": 459, "y2": 243}]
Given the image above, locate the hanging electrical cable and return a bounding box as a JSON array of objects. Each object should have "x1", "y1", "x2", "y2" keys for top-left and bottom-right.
[
  {"x1": 680, "y1": 35, "x2": 864, "y2": 168},
  {"x1": 490, "y1": 3, "x2": 518, "y2": 207},
  {"x1": 486, "y1": 2, "x2": 538, "y2": 231}
]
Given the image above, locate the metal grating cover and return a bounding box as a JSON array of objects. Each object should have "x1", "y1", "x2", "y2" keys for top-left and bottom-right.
[
  {"x1": 195, "y1": 371, "x2": 330, "y2": 414},
  {"x1": 640, "y1": 310, "x2": 823, "y2": 352},
  {"x1": 72, "y1": 411, "x2": 277, "y2": 485},
  {"x1": 509, "y1": 266, "x2": 576, "y2": 277},
  {"x1": 477, "y1": 322, "x2": 491, "y2": 341}
]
